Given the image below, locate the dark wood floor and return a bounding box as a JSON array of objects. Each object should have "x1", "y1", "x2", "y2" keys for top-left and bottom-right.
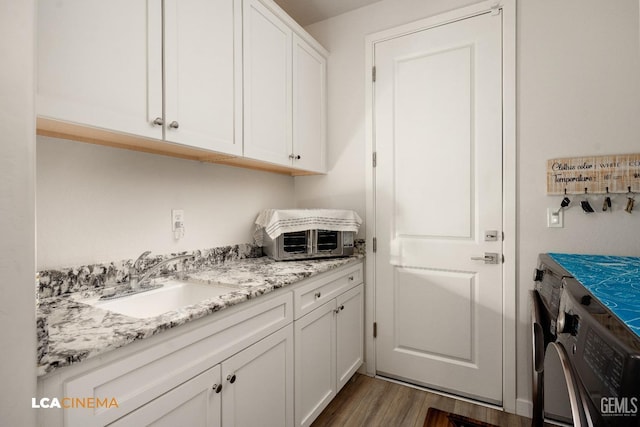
[{"x1": 311, "y1": 374, "x2": 537, "y2": 427}]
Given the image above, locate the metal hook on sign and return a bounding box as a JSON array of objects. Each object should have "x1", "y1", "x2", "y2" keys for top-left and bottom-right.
[
  {"x1": 625, "y1": 187, "x2": 635, "y2": 214},
  {"x1": 556, "y1": 190, "x2": 571, "y2": 214},
  {"x1": 580, "y1": 188, "x2": 594, "y2": 213},
  {"x1": 602, "y1": 187, "x2": 612, "y2": 211}
]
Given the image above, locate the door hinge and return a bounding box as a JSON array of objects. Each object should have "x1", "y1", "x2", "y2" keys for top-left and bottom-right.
[
  {"x1": 372, "y1": 152, "x2": 377, "y2": 167},
  {"x1": 372, "y1": 66, "x2": 376, "y2": 82},
  {"x1": 372, "y1": 237, "x2": 377, "y2": 253},
  {"x1": 373, "y1": 322, "x2": 377, "y2": 338}
]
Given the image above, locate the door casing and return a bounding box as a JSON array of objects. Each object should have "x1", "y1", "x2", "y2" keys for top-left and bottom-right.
[{"x1": 364, "y1": 0, "x2": 517, "y2": 414}]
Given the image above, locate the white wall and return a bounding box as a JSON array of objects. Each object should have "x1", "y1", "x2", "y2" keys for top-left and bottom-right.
[
  {"x1": 297, "y1": 0, "x2": 640, "y2": 415},
  {"x1": 517, "y1": 0, "x2": 640, "y2": 413},
  {"x1": 0, "y1": 0, "x2": 37, "y2": 425},
  {"x1": 37, "y1": 137, "x2": 296, "y2": 268}
]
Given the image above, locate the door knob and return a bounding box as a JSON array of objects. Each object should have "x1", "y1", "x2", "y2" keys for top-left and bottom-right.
[{"x1": 470, "y1": 253, "x2": 500, "y2": 264}]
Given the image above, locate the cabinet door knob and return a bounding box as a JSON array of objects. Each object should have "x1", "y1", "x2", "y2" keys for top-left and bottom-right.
[
  {"x1": 227, "y1": 374, "x2": 236, "y2": 384},
  {"x1": 212, "y1": 383, "x2": 222, "y2": 393},
  {"x1": 340, "y1": 304, "x2": 345, "y2": 311},
  {"x1": 348, "y1": 276, "x2": 354, "y2": 281},
  {"x1": 314, "y1": 292, "x2": 321, "y2": 299},
  {"x1": 168, "y1": 121, "x2": 180, "y2": 129},
  {"x1": 289, "y1": 154, "x2": 301, "y2": 160},
  {"x1": 152, "y1": 117, "x2": 164, "y2": 126}
]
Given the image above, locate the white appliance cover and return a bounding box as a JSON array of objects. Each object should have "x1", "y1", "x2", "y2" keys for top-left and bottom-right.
[{"x1": 254, "y1": 209, "x2": 362, "y2": 245}]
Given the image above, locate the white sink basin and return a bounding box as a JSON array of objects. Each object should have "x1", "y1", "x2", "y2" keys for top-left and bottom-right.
[{"x1": 89, "y1": 280, "x2": 236, "y2": 319}]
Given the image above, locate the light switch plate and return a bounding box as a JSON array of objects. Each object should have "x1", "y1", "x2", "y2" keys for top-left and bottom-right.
[
  {"x1": 547, "y1": 208, "x2": 563, "y2": 228},
  {"x1": 172, "y1": 209, "x2": 184, "y2": 232}
]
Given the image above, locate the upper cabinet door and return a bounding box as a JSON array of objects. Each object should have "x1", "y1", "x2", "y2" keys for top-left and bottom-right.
[
  {"x1": 163, "y1": 0, "x2": 241, "y2": 154},
  {"x1": 37, "y1": 0, "x2": 163, "y2": 139},
  {"x1": 242, "y1": 0, "x2": 292, "y2": 166},
  {"x1": 292, "y1": 35, "x2": 327, "y2": 173}
]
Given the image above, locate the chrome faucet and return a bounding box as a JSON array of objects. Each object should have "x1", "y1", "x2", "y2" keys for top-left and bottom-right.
[{"x1": 129, "y1": 251, "x2": 194, "y2": 290}]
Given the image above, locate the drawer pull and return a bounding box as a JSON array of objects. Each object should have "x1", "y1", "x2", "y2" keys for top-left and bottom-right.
[
  {"x1": 212, "y1": 383, "x2": 222, "y2": 393},
  {"x1": 227, "y1": 374, "x2": 236, "y2": 384},
  {"x1": 348, "y1": 276, "x2": 354, "y2": 281},
  {"x1": 334, "y1": 305, "x2": 345, "y2": 314},
  {"x1": 314, "y1": 292, "x2": 321, "y2": 299}
]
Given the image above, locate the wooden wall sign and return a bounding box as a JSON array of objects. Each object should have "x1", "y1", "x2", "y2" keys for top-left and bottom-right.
[{"x1": 547, "y1": 153, "x2": 640, "y2": 195}]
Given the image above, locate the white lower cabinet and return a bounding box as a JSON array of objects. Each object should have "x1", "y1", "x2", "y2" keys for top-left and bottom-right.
[
  {"x1": 110, "y1": 325, "x2": 293, "y2": 427},
  {"x1": 37, "y1": 261, "x2": 364, "y2": 427},
  {"x1": 222, "y1": 325, "x2": 294, "y2": 427},
  {"x1": 336, "y1": 285, "x2": 365, "y2": 391},
  {"x1": 109, "y1": 365, "x2": 222, "y2": 427},
  {"x1": 294, "y1": 282, "x2": 364, "y2": 427},
  {"x1": 294, "y1": 300, "x2": 337, "y2": 427}
]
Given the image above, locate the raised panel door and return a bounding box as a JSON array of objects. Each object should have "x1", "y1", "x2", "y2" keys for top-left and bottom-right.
[
  {"x1": 108, "y1": 365, "x2": 221, "y2": 427},
  {"x1": 294, "y1": 300, "x2": 336, "y2": 427},
  {"x1": 163, "y1": 0, "x2": 241, "y2": 154},
  {"x1": 242, "y1": 0, "x2": 292, "y2": 166},
  {"x1": 292, "y1": 35, "x2": 326, "y2": 173},
  {"x1": 336, "y1": 284, "x2": 364, "y2": 391},
  {"x1": 221, "y1": 325, "x2": 294, "y2": 427},
  {"x1": 37, "y1": 0, "x2": 163, "y2": 139},
  {"x1": 374, "y1": 10, "x2": 503, "y2": 404}
]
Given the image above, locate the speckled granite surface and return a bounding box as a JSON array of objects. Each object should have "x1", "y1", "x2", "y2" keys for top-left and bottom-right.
[{"x1": 37, "y1": 253, "x2": 363, "y2": 377}]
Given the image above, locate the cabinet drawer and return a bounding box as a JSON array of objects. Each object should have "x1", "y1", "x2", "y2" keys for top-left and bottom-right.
[
  {"x1": 293, "y1": 262, "x2": 362, "y2": 320},
  {"x1": 64, "y1": 292, "x2": 292, "y2": 427}
]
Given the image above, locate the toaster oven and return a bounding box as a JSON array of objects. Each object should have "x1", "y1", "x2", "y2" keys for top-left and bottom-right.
[{"x1": 262, "y1": 229, "x2": 355, "y2": 261}]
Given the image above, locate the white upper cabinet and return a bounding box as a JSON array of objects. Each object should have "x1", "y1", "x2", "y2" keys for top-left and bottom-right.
[
  {"x1": 242, "y1": 0, "x2": 292, "y2": 166},
  {"x1": 37, "y1": 0, "x2": 326, "y2": 173},
  {"x1": 243, "y1": 0, "x2": 327, "y2": 173},
  {"x1": 292, "y1": 35, "x2": 326, "y2": 173},
  {"x1": 163, "y1": 0, "x2": 241, "y2": 154},
  {"x1": 37, "y1": 0, "x2": 241, "y2": 155},
  {"x1": 37, "y1": 0, "x2": 163, "y2": 140}
]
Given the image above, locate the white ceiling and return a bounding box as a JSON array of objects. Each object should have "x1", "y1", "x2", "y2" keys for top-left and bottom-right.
[{"x1": 272, "y1": 0, "x2": 385, "y2": 27}]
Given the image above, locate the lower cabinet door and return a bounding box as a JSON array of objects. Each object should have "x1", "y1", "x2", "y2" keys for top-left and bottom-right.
[
  {"x1": 294, "y1": 300, "x2": 337, "y2": 427},
  {"x1": 108, "y1": 365, "x2": 221, "y2": 427},
  {"x1": 221, "y1": 325, "x2": 294, "y2": 427},
  {"x1": 336, "y1": 283, "x2": 364, "y2": 391}
]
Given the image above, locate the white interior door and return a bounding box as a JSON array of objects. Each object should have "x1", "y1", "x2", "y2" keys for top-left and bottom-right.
[{"x1": 374, "y1": 10, "x2": 504, "y2": 404}]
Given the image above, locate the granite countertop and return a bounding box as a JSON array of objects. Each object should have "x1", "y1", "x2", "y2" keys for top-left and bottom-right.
[{"x1": 37, "y1": 255, "x2": 363, "y2": 377}]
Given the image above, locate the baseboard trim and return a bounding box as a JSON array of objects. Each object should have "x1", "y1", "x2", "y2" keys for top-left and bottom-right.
[{"x1": 516, "y1": 397, "x2": 532, "y2": 418}]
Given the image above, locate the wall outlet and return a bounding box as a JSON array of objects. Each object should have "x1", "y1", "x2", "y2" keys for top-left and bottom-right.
[
  {"x1": 172, "y1": 209, "x2": 185, "y2": 238},
  {"x1": 547, "y1": 208, "x2": 563, "y2": 228}
]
